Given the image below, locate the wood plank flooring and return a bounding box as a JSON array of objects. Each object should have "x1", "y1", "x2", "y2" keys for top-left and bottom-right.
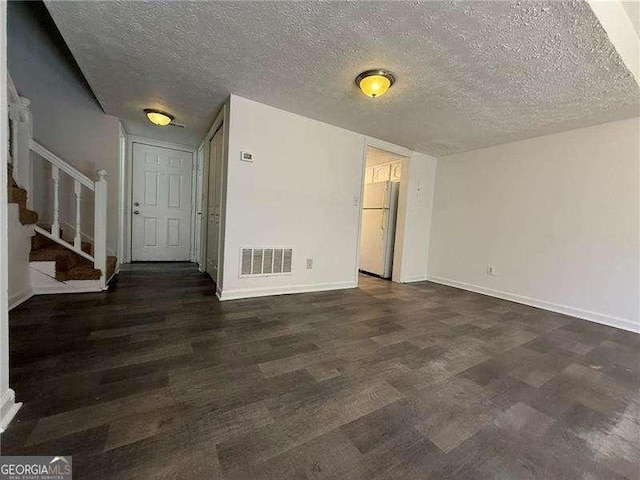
[{"x1": 2, "y1": 263, "x2": 639, "y2": 479}]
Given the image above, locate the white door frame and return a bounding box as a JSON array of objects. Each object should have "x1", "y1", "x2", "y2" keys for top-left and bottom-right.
[
  {"x1": 193, "y1": 144, "x2": 205, "y2": 265},
  {"x1": 204, "y1": 125, "x2": 224, "y2": 281},
  {"x1": 122, "y1": 136, "x2": 197, "y2": 263},
  {"x1": 354, "y1": 137, "x2": 412, "y2": 287},
  {"x1": 117, "y1": 122, "x2": 127, "y2": 268}
]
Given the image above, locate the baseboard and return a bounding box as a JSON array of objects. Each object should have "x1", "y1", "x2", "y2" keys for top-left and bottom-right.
[
  {"x1": 0, "y1": 389, "x2": 22, "y2": 433},
  {"x1": 33, "y1": 284, "x2": 103, "y2": 295},
  {"x1": 105, "y1": 271, "x2": 118, "y2": 287},
  {"x1": 426, "y1": 275, "x2": 640, "y2": 334},
  {"x1": 9, "y1": 287, "x2": 33, "y2": 310},
  {"x1": 401, "y1": 274, "x2": 428, "y2": 283},
  {"x1": 218, "y1": 281, "x2": 357, "y2": 301}
]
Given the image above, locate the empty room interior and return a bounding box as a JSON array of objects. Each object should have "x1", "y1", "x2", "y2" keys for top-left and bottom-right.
[{"x1": 1, "y1": 0, "x2": 639, "y2": 479}]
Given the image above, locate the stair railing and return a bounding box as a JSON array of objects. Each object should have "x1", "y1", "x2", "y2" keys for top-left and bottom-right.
[
  {"x1": 8, "y1": 73, "x2": 109, "y2": 289},
  {"x1": 28, "y1": 143, "x2": 109, "y2": 289}
]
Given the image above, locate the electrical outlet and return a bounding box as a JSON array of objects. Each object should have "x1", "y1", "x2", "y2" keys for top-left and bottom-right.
[
  {"x1": 306, "y1": 258, "x2": 313, "y2": 269},
  {"x1": 487, "y1": 265, "x2": 496, "y2": 276}
]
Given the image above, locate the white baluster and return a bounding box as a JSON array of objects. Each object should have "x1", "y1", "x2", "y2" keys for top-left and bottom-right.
[
  {"x1": 74, "y1": 180, "x2": 82, "y2": 249},
  {"x1": 94, "y1": 169, "x2": 108, "y2": 289},
  {"x1": 51, "y1": 166, "x2": 60, "y2": 237}
]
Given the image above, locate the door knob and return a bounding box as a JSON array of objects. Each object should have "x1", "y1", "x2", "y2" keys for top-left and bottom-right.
[
  {"x1": 133, "y1": 210, "x2": 140, "y2": 215},
  {"x1": 134, "y1": 201, "x2": 140, "y2": 206}
]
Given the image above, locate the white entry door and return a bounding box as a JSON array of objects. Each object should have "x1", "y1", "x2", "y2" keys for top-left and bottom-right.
[
  {"x1": 205, "y1": 127, "x2": 223, "y2": 283},
  {"x1": 131, "y1": 143, "x2": 193, "y2": 261}
]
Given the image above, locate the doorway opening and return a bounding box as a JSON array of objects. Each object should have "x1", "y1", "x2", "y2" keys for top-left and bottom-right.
[{"x1": 359, "y1": 146, "x2": 406, "y2": 281}]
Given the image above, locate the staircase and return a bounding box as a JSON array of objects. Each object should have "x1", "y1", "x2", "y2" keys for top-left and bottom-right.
[{"x1": 7, "y1": 73, "x2": 117, "y2": 303}]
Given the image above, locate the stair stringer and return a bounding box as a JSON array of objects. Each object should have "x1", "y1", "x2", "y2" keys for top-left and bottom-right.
[{"x1": 29, "y1": 260, "x2": 56, "y2": 278}]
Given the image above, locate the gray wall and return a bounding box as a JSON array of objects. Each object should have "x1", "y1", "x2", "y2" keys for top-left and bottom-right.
[{"x1": 8, "y1": 1, "x2": 120, "y2": 254}]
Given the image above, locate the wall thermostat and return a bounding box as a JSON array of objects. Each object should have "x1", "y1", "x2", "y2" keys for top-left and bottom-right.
[{"x1": 240, "y1": 151, "x2": 253, "y2": 162}]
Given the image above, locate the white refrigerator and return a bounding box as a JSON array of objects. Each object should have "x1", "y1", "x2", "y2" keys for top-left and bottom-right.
[{"x1": 360, "y1": 181, "x2": 399, "y2": 278}]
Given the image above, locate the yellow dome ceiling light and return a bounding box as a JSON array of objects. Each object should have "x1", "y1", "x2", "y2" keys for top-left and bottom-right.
[
  {"x1": 144, "y1": 109, "x2": 174, "y2": 126},
  {"x1": 355, "y1": 69, "x2": 395, "y2": 98}
]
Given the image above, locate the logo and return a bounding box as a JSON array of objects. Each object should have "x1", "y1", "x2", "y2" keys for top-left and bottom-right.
[{"x1": 0, "y1": 456, "x2": 72, "y2": 480}]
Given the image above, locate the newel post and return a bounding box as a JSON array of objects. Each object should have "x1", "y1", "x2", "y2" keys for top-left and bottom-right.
[
  {"x1": 94, "y1": 169, "x2": 108, "y2": 289},
  {"x1": 15, "y1": 97, "x2": 33, "y2": 204}
]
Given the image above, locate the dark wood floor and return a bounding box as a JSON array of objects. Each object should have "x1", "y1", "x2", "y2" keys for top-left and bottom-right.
[{"x1": 2, "y1": 263, "x2": 639, "y2": 479}]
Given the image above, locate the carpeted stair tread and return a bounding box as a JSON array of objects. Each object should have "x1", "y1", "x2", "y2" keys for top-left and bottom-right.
[
  {"x1": 31, "y1": 232, "x2": 92, "y2": 255},
  {"x1": 30, "y1": 244, "x2": 90, "y2": 272},
  {"x1": 9, "y1": 186, "x2": 27, "y2": 204},
  {"x1": 8, "y1": 164, "x2": 17, "y2": 188},
  {"x1": 30, "y1": 244, "x2": 83, "y2": 267},
  {"x1": 30, "y1": 242, "x2": 116, "y2": 282},
  {"x1": 19, "y1": 208, "x2": 38, "y2": 225},
  {"x1": 56, "y1": 260, "x2": 101, "y2": 282},
  {"x1": 59, "y1": 256, "x2": 117, "y2": 282},
  {"x1": 30, "y1": 244, "x2": 102, "y2": 281},
  {"x1": 31, "y1": 233, "x2": 57, "y2": 251},
  {"x1": 8, "y1": 182, "x2": 38, "y2": 226}
]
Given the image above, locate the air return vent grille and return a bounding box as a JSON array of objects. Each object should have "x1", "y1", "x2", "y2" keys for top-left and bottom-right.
[{"x1": 240, "y1": 247, "x2": 293, "y2": 277}]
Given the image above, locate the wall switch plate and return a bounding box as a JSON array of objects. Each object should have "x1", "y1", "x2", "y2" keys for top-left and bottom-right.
[
  {"x1": 306, "y1": 258, "x2": 313, "y2": 269},
  {"x1": 352, "y1": 195, "x2": 359, "y2": 207},
  {"x1": 240, "y1": 151, "x2": 253, "y2": 162},
  {"x1": 487, "y1": 265, "x2": 496, "y2": 276}
]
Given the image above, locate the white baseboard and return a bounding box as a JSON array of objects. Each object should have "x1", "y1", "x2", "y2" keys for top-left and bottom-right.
[
  {"x1": 219, "y1": 281, "x2": 357, "y2": 301},
  {"x1": 0, "y1": 389, "x2": 22, "y2": 433},
  {"x1": 33, "y1": 283, "x2": 102, "y2": 295},
  {"x1": 9, "y1": 287, "x2": 33, "y2": 310},
  {"x1": 426, "y1": 275, "x2": 640, "y2": 334},
  {"x1": 401, "y1": 274, "x2": 428, "y2": 283}
]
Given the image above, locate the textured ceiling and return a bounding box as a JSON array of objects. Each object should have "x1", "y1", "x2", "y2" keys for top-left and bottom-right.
[{"x1": 45, "y1": 1, "x2": 640, "y2": 155}]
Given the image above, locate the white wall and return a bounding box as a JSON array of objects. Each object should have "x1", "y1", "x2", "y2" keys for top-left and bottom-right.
[
  {"x1": 219, "y1": 95, "x2": 437, "y2": 299},
  {"x1": 8, "y1": 2, "x2": 121, "y2": 254},
  {"x1": 222, "y1": 95, "x2": 365, "y2": 299},
  {"x1": 428, "y1": 117, "x2": 640, "y2": 332},
  {"x1": 393, "y1": 152, "x2": 437, "y2": 283}
]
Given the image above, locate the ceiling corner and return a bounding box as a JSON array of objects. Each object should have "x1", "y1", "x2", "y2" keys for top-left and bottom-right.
[{"x1": 587, "y1": 0, "x2": 640, "y2": 87}]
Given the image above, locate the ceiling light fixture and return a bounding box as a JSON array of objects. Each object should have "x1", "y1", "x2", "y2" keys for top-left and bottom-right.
[
  {"x1": 355, "y1": 69, "x2": 395, "y2": 98},
  {"x1": 144, "y1": 109, "x2": 174, "y2": 126}
]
